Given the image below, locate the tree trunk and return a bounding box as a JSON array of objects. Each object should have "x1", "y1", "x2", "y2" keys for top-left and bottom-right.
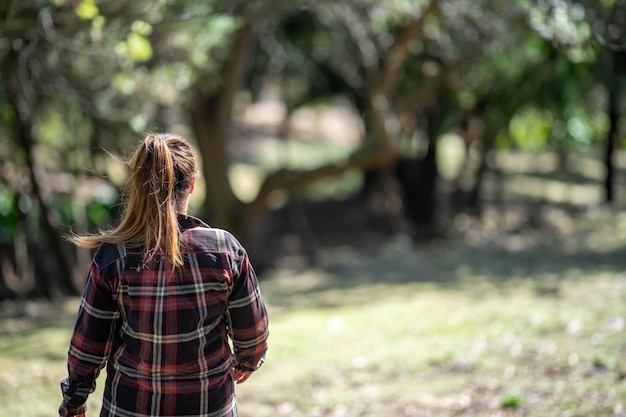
[
  {"x1": 191, "y1": 20, "x2": 254, "y2": 236},
  {"x1": 395, "y1": 107, "x2": 441, "y2": 236},
  {"x1": 466, "y1": 99, "x2": 495, "y2": 213},
  {"x1": 604, "y1": 50, "x2": 625, "y2": 203},
  {"x1": 12, "y1": 113, "x2": 79, "y2": 296},
  {"x1": 191, "y1": 6, "x2": 443, "y2": 254},
  {"x1": 418, "y1": 133, "x2": 439, "y2": 226},
  {"x1": 7, "y1": 46, "x2": 79, "y2": 297}
]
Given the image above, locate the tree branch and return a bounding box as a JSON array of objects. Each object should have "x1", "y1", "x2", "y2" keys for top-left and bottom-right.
[
  {"x1": 244, "y1": 2, "x2": 443, "y2": 224},
  {"x1": 375, "y1": 0, "x2": 441, "y2": 99},
  {"x1": 244, "y1": 148, "x2": 398, "y2": 226}
]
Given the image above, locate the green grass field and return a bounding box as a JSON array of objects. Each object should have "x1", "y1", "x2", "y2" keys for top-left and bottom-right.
[{"x1": 2, "y1": 207, "x2": 626, "y2": 417}]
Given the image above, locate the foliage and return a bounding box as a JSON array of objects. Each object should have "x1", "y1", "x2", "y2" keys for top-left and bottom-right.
[
  {"x1": 0, "y1": 0, "x2": 613, "y2": 182},
  {"x1": 500, "y1": 393, "x2": 524, "y2": 409},
  {"x1": 0, "y1": 186, "x2": 19, "y2": 243},
  {"x1": 1, "y1": 0, "x2": 626, "y2": 294}
]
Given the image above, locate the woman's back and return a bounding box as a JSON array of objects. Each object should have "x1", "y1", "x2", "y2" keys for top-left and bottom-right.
[{"x1": 60, "y1": 135, "x2": 268, "y2": 417}]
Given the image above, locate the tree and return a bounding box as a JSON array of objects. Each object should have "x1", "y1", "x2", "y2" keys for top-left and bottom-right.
[
  {"x1": 586, "y1": 0, "x2": 626, "y2": 202},
  {"x1": 1, "y1": 0, "x2": 620, "y2": 298},
  {"x1": 0, "y1": 0, "x2": 179, "y2": 296}
]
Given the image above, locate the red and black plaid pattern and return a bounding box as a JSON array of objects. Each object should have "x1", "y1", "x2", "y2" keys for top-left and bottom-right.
[{"x1": 63, "y1": 215, "x2": 268, "y2": 417}]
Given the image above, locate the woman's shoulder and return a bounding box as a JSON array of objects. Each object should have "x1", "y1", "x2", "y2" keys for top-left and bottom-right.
[
  {"x1": 180, "y1": 217, "x2": 244, "y2": 255},
  {"x1": 187, "y1": 227, "x2": 243, "y2": 250},
  {"x1": 93, "y1": 243, "x2": 128, "y2": 267}
]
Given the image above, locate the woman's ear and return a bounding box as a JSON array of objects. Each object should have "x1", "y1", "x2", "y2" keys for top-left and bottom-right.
[{"x1": 189, "y1": 177, "x2": 196, "y2": 194}]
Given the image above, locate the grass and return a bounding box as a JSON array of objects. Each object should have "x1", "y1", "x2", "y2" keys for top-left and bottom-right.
[
  {"x1": 238, "y1": 265, "x2": 626, "y2": 417},
  {"x1": 2, "y1": 209, "x2": 626, "y2": 416}
]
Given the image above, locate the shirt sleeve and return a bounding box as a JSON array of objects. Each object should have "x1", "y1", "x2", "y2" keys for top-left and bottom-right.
[
  {"x1": 226, "y1": 252, "x2": 269, "y2": 372},
  {"x1": 64, "y1": 260, "x2": 120, "y2": 406}
]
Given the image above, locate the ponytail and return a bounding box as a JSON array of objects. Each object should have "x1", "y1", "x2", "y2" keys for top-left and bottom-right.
[
  {"x1": 128, "y1": 135, "x2": 181, "y2": 269},
  {"x1": 68, "y1": 133, "x2": 197, "y2": 271}
]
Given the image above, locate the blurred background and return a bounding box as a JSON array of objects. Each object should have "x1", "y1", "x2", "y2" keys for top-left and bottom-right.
[{"x1": 2, "y1": 0, "x2": 626, "y2": 416}]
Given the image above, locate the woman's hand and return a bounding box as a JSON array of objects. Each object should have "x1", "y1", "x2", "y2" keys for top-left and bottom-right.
[
  {"x1": 233, "y1": 368, "x2": 252, "y2": 384},
  {"x1": 59, "y1": 403, "x2": 87, "y2": 417}
]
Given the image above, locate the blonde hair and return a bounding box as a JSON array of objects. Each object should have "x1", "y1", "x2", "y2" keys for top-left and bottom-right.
[{"x1": 69, "y1": 133, "x2": 197, "y2": 270}]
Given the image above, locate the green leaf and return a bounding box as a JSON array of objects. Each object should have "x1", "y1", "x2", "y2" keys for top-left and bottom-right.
[
  {"x1": 126, "y1": 32, "x2": 153, "y2": 62},
  {"x1": 112, "y1": 73, "x2": 136, "y2": 94},
  {"x1": 75, "y1": 0, "x2": 99, "y2": 20},
  {"x1": 87, "y1": 202, "x2": 109, "y2": 225},
  {"x1": 0, "y1": 188, "x2": 14, "y2": 217},
  {"x1": 131, "y1": 20, "x2": 153, "y2": 36},
  {"x1": 501, "y1": 393, "x2": 524, "y2": 409}
]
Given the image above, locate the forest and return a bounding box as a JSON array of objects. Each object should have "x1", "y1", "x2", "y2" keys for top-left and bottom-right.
[
  {"x1": 1, "y1": 0, "x2": 624, "y2": 298},
  {"x1": 1, "y1": 1, "x2": 626, "y2": 415}
]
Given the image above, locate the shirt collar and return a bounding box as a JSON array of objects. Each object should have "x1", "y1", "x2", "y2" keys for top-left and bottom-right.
[{"x1": 177, "y1": 214, "x2": 211, "y2": 230}]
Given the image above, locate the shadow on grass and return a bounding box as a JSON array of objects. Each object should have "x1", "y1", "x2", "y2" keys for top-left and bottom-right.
[
  {"x1": 0, "y1": 299, "x2": 78, "y2": 340},
  {"x1": 261, "y1": 219, "x2": 626, "y2": 310},
  {"x1": 328, "y1": 242, "x2": 626, "y2": 286},
  {"x1": 504, "y1": 170, "x2": 601, "y2": 186}
]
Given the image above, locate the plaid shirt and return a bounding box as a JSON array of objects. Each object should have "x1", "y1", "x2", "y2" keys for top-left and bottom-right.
[{"x1": 63, "y1": 216, "x2": 268, "y2": 417}]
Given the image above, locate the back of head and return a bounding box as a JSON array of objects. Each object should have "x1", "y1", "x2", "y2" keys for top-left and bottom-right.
[
  {"x1": 126, "y1": 133, "x2": 196, "y2": 225},
  {"x1": 69, "y1": 133, "x2": 197, "y2": 270}
]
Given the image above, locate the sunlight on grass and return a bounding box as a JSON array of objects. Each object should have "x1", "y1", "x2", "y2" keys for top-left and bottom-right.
[
  {"x1": 0, "y1": 302, "x2": 106, "y2": 417},
  {"x1": 235, "y1": 264, "x2": 626, "y2": 416}
]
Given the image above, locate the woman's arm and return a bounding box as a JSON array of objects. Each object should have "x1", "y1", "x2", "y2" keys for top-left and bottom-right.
[
  {"x1": 226, "y1": 252, "x2": 269, "y2": 381},
  {"x1": 60, "y1": 260, "x2": 120, "y2": 413}
]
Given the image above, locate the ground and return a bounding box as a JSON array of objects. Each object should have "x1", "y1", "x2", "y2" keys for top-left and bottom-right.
[{"x1": 2, "y1": 198, "x2": 626, "y2": 417}]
